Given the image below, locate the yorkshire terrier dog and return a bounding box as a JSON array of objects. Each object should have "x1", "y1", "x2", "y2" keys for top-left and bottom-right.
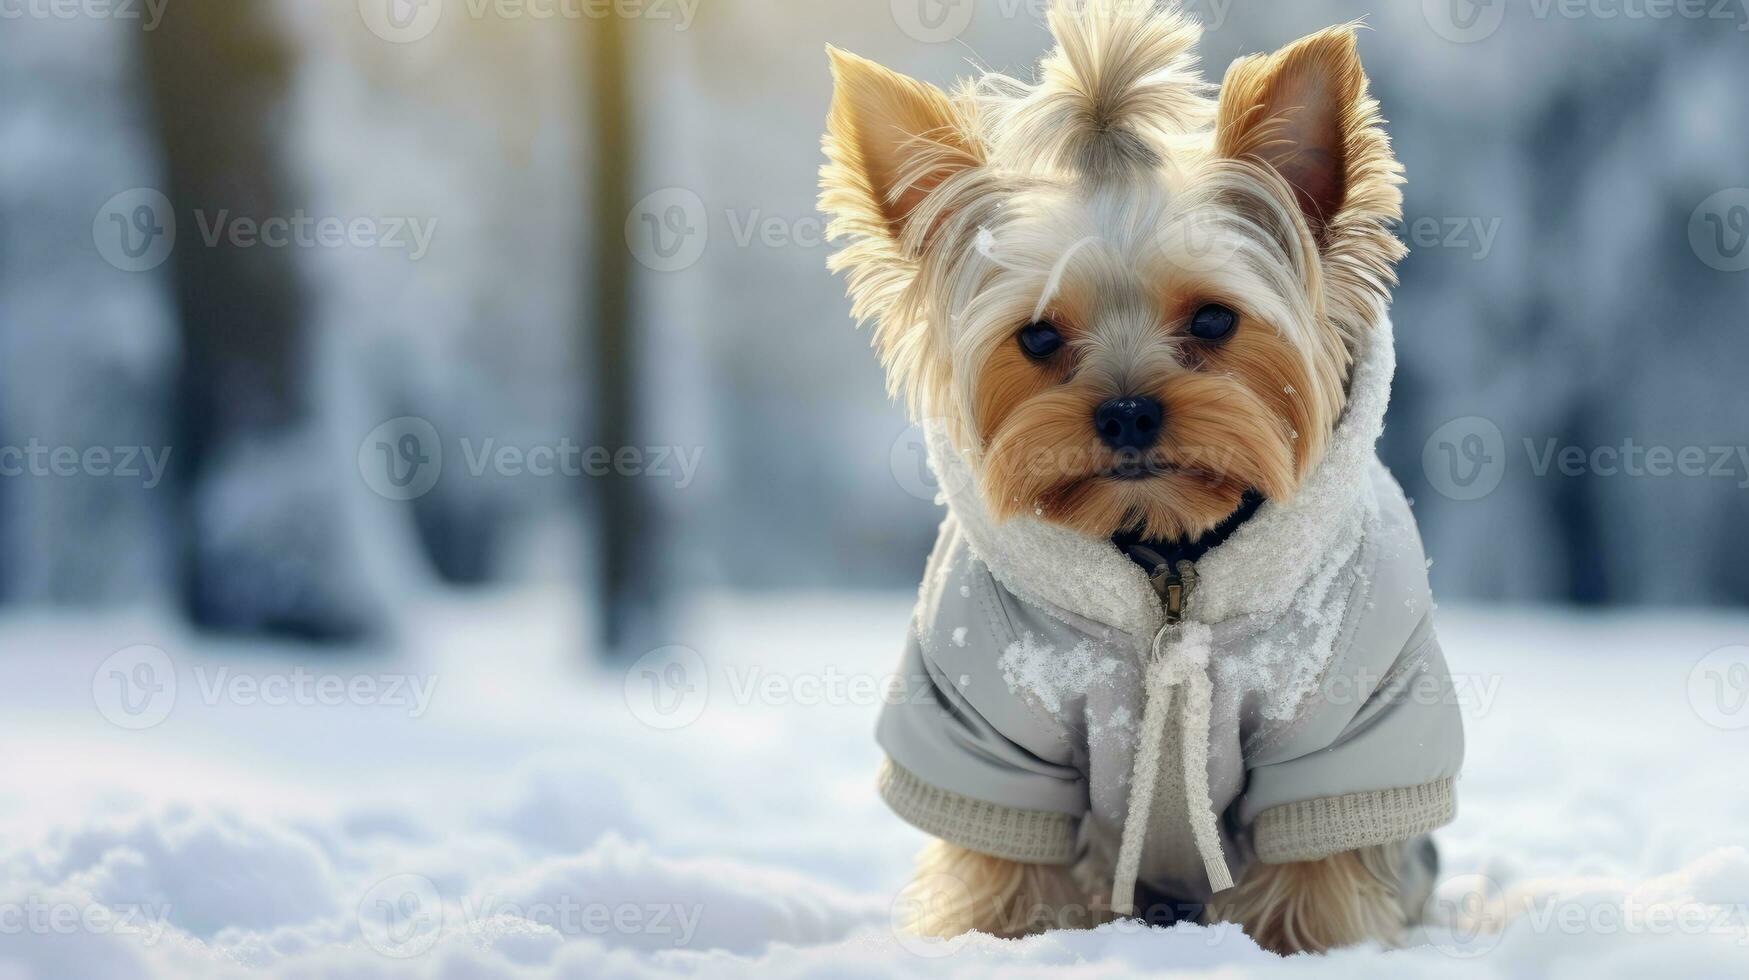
[{"x1": 821, "y1": 0, "x2": 1463, "y2": 956}]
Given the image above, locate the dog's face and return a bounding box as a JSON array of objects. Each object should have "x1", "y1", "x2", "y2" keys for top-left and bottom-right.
[{"x1": 822, "y1": 1, "x2": 1405, "y2": 541}]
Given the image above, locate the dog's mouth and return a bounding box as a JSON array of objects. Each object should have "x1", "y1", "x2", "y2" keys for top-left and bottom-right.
[
  {"x1": 1102, "y1": 458, "x2": 1166, "y2": 481},
  {"x1": 1099, "y1": 451, "x2": 1199, "y2": 482}
]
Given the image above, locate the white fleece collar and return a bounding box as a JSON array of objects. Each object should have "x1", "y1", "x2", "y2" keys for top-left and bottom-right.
[{"x1": 927, "y1": 319, "x2": 1395, "y2": 643}]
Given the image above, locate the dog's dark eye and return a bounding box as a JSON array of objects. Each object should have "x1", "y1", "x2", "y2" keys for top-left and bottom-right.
[
  {"x1": 1187, "y1": 304, "x2": 1238, "y2": 342},
  {"x1": 1017, "y1": 321, "x2": 1063, "y2": 360}
]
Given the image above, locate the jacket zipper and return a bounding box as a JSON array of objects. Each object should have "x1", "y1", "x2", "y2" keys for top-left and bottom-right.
[
  {"x1": 1126, "y1": 541, "x2": 1198, "y2": 627},
  {"x1": 1152, "y1": 559, "x2": 1197, "y2": 626}
]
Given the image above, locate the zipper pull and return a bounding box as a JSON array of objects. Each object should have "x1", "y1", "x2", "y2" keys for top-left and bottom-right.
[{"x1": 1151, "y1": 559, "x2": 1198, "y2": 626}]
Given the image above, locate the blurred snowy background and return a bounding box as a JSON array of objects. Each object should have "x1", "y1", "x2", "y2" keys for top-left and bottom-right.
[
  {"x1": 1, "y1": 0, "x2": 1748, "y2": 977},
  {"x1": 2, "y1": 0, "x2": 1747, "y2": 636}
]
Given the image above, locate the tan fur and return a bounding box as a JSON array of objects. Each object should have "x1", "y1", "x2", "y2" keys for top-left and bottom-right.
[
  {"x1": 824, "y1": 3, "x2": 1419, "y2": 953},
  {"x1": 902, "y1": 841, "x2": 1110, "y2": 938},
  {"x1": 821, "y1": 47, "x2": 989, "y2": 415},
  {"x1": 823, "y1": 47, "x2": 983, "y2": 247},
  {"x1": 1207, "y1": 846, "x2": 1410, "y2": 955},
  {"x1": 900, "y1": 841, "x2": 1417, "y2": 955}
]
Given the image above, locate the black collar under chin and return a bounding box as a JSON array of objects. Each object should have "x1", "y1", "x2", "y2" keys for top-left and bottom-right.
[{"x1": 1112, "y1": 489, "x2": 1267, "y2": 572}]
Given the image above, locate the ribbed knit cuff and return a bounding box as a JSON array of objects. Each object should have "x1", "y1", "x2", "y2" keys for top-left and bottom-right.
[
  {"x1": 1252, "y1": 777, "x2": 1456, "y2": 864},
  {"x1": 877, "y1": 758, "x2": 1079, "y2": 865}
]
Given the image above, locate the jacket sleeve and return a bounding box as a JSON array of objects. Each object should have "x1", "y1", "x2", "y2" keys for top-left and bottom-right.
[
  {"x1": 1236, "y1": 467, "x2": 1464, "y2": 863},
  {"x1": 874, "y1": 520, "x2": 1088, "y2": 865},
  {"x1": 1237, "y1": 611, "x2": 1464, "y2": 863}
]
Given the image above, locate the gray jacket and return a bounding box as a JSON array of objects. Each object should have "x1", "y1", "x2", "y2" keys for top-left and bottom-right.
[{"x1": 876, "y1": 322, "x2": 1462, "y2": 910}]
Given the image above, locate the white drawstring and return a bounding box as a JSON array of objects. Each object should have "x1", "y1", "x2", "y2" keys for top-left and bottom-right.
[{"x1": 1109, "y1": 621, "x2": 1233, "y2": 916}]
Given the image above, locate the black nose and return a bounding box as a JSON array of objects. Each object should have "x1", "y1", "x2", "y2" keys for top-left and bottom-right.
[{"x1": 1094, "y1": 397, "x2": 1164, "y2": 451}]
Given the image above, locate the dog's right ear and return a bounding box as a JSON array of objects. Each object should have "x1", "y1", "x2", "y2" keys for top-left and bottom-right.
[{"x1": 821, "y1": 46, "x2": 982, "y2": 255}]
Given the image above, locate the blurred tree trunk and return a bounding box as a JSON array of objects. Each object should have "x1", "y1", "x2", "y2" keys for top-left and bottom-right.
[
  {"x1": 140, "y1": 0, "x2": 377, "y2": 641},
  {"x1": 0, "y1": 19, "x2": 178, "y2": 604},
  {"x1": 584, "y1": 13, "x2": 653, "y2": 654}
]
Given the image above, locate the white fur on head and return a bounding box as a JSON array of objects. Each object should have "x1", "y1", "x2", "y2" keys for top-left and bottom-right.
[
  {"x1": 977, "y1": 0, "x2": 1213, "y2": 178},
  {"x1": 821, "y1": 0, "x2": 1222, "y2": 421}
]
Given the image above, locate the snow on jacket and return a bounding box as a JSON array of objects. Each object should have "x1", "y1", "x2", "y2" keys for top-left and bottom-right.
[{"x1": 875, "y1": 319, "x2": 1463, "y2": 911}]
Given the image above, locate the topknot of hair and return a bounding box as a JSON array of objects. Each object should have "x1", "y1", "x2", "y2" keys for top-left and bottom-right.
[{"x1": 978, "y1": 0, "x2": 1215, "y2": 178}]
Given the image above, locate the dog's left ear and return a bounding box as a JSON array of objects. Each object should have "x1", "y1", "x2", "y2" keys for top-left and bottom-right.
[
  {"x1": 1214, "y1": 25, "x2": 1402, "y2": 248},
  {"x1": 821, "y1": 46, "x2": 983, "y2": 255}
]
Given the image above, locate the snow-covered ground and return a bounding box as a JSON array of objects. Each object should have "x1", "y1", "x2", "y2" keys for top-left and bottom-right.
[{"x1": 1, "y1": 589, "x2": 1746, "y2": 977}]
